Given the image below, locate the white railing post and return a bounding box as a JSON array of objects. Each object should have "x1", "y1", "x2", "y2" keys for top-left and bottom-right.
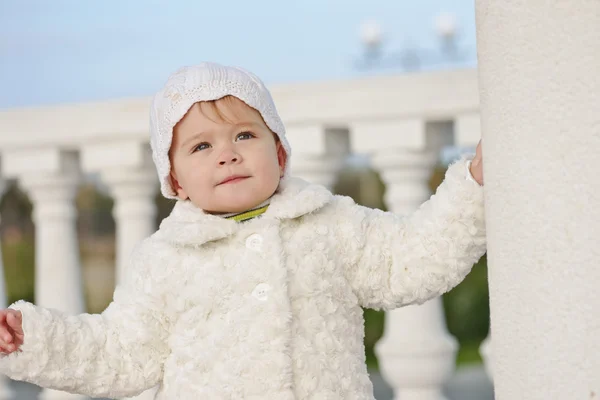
[
  {"x1": 10, "y1": 150, "x2": 87, "y2": 400},
  {"x1": 479, "y1": 333, "x2": 493, "y2": 382},
  {"x1": 286, "y1": 125, "x2": 349, "y2": 190},
  {"x1": 101, "y1": 167, "x2": 158, "y2": 286},
  {"x1": 82, "y1": 142, "x2": 159, "y2": 400},
  {"x1": 82, "y1": 141, "x2": 159, "y2": 286},
  {"x1": 350, "y1": 118, "x2": 457, "y2": 400},
  {"x1": 291, "y1": 154, "x2": 343, "y2": 190},
  {"x1": 105, "y1": 167, "x2": 158, "y2": 400},
  {"x1": 372, "y1": 148, "x2": 456, "y2": 400},
  {"x1": 475, "y1": 1, "x2": 600, "y2": 398}
]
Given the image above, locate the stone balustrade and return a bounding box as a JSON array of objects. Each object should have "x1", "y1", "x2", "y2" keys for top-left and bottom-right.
[{"x1": 0, "y1": 68, "x2": 486, "y2": 400}]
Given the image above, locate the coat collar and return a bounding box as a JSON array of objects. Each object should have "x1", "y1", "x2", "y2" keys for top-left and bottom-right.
[{"x1": 154, "y1": 176, "x2": 333, "y2": 246}]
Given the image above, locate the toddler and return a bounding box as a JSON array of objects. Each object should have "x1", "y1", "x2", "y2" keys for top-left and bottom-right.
[{"x1": 0, "y1": 62, "x2": 486, "y2": 399}]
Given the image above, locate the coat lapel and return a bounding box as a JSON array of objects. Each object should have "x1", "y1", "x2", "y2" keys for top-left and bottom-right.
[
  {"x1": 265, "y1": 176, "x2": 333, "y2": 220},
  {"x1": 154, "y1": 177, "x2": 333, "y2": 246}
]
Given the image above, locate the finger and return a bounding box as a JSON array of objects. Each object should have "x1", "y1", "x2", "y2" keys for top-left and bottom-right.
[
  {"x1": 0, "y1": 327, "x2": 12, "y2": 343},
  {"x1": 476, "y1": 169, "x2": 484, "y2": 185},
  {"x1": 7, "y1": 311, "x2": 22, "y2": 334},
  {"x1": 0, "y1": 341, "x2": 10, "y2": 353},
  {"x1": 1, "y1": 343, "x2": 14, "y2": 353}
]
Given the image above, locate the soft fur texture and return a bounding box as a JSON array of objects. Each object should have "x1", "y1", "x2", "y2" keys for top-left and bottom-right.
[{"x1": 0, "y1": 157, "x2": 486, "y2": 399}]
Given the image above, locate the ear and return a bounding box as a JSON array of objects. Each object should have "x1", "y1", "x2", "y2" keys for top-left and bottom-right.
[
  {"x1": 169, "y1": 172, "x2": 189, "y2": 200},
  {"x1": 276, "y1": 142, "x2": 287, "y2": 177}
]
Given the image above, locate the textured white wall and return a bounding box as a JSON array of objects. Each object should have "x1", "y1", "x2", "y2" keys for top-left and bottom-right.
[{"x1": 475, "y1": 1, "x2": 600, "y2": 398}]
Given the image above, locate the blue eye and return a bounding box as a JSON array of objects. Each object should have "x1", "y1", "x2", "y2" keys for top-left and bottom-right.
[
  {"x1": 236, "y1": 132, "x2": 254, "y2": 141},
  {"x1": 193, "y1": 142, "x2": 210, "y2": 152}
]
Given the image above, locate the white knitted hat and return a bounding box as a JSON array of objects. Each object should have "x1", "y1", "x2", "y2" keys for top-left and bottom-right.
[{"x1": 150, "y1": 62, "x2": 291, "y2": 199}]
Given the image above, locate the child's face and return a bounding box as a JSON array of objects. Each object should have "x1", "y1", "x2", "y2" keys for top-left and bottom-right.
[{"x1": 169, "y1": 97, "x2": 287, "y2": 213}]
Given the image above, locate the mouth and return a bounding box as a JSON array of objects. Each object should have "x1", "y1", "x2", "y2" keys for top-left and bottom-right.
[{"x1": 218, "y1": 175, "x2": 250, "y2": 185}]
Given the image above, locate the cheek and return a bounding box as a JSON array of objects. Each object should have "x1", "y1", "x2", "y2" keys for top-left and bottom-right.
[
  {"x1": 178, "y1": 158, "x2": 211, "y2": 188},
  {"x1": 255, "y1": 147, "x2": 282, "y2": 176}
]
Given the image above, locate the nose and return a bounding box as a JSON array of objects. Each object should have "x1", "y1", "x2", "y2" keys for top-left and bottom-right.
[{"x1": 217, "y1": 148, "x2": 241, "y2": 166}]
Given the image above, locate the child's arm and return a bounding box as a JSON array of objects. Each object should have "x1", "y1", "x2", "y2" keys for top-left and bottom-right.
[
  {"x1": 0, "y1": 238, "x2": 173, "y2": 398},
  {"x1": 337, "y1": 156, "x2": 486, "y2": 310}
]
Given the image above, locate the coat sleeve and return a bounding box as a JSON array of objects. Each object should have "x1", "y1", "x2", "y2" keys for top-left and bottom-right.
[
  {"x1": 336, "y1": 157, "x2": 487, "y2": 310},
  {"x1": 0, "y1": 238, "x2": 173, "y2": 398}
]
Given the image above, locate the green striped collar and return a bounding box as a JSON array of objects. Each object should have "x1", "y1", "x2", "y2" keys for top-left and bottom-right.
[
  {"x1": 219, "y1": 199, "x2": 270, "y2": 222},
  {"x1": 225, "y1": 204, "x2": 269, "y2": 222}
]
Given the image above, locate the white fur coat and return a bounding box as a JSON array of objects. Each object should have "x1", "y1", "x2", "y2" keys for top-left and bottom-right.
[{"x1": 0, "y1": 157, "x2": 486, "y2": 399}]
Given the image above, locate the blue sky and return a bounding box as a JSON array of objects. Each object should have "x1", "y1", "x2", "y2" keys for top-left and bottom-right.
[{"x1": 0, "y1": 0, "x2": 477, "y2": 109}]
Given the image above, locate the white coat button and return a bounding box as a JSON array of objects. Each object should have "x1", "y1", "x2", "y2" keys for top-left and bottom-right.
[
  {"x1": 252, "y1": 283, "x2": 272, "y2": 301},
  {"x1": 245, "y1": 234, "x2": 263, "y2": 251}
]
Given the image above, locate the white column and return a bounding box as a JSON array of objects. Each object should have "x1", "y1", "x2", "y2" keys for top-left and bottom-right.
[
  {"x1": 373, "y1": 148, "x2": 456, "y2": 400},
  {"x1": 286, "y1": 125, "x2": 350, "y2": 190},
  {"x1": 101, "y1": 168, "x2": 158, "y2": 285},
  {"x1": 291, "y1": 155, "x2": 344, "y2": 190},
  {"x1": 475, "y1": 1, "x2": 600, "y2": 399},
  {"x1": 81, "y1": 141, "x2": 159, "y2": 400},
  {"x1": 101, "y1": 168, "x2": 158, "y2": 400},
  {"x1": 479, "y1": 333, "x2": 493, "y2": 382},
  {"x1": 19, "y1": 156, "x2": 87, "y2": 400},
  {"x1": 0, "y1": 177, "x2": 14, "y2": 400}
]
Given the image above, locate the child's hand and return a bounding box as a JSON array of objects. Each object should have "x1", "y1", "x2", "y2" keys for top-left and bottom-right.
[
  {"x1": 0, "y1": 309, "x2": 23, "y2": 354},
  {"x1": 469, "y1": 140, "x2": 484, "y2": 185}
]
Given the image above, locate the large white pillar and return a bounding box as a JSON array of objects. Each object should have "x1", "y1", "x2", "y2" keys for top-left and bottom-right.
[
  {"x1": 372, "y1": 148, "x2": 456, "y2": 400},
  {"x1": 475, "y1": 2, "x2": 600, "y2": 398},
  {"x1": 17, "y1": 152, "x2": 87, "y2": 400}
]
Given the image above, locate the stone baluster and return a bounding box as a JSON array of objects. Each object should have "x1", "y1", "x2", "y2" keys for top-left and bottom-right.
[
  {"x1": 373, "y1": 149, "x2": 456, "y2": 400},
  {"x1": 286, "y1": 125, "x2": 350, "y2": 190},
  {"x1": 475, "y1": 1, "x2": 600, "y2": 398},
  {"x1": 479, "y1": 334, "x2": 493, "y2": 382},
  {"x1": 82, "y1": 141, "x2": 159, "y2": 286},
  {"x1": 105, "y1": 168, "x2": 158, "y2": 400},
  {"x1": 101, "y1": 167, "x2": 158, "y2": 285},
  {"x1": 291, "y1": 154, "x2": 344, "y2": 190},
  {"x1": 82, "y1": 141, "x2": 159, "y2": 400},
  {"x1": 352, "y1": 119, "x2": 456, "y2": 400},
  {"x1": 4, "y1": 150, "x2": 87, "y2": 400}
]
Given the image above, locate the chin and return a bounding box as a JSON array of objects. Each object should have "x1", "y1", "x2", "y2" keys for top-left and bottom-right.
[
  {"x1": 202, "y1": 197, "x2": 253, "y2": 214},
  {"x1": 233, "y1": 200, "x2": 263, "y2": 212}
]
